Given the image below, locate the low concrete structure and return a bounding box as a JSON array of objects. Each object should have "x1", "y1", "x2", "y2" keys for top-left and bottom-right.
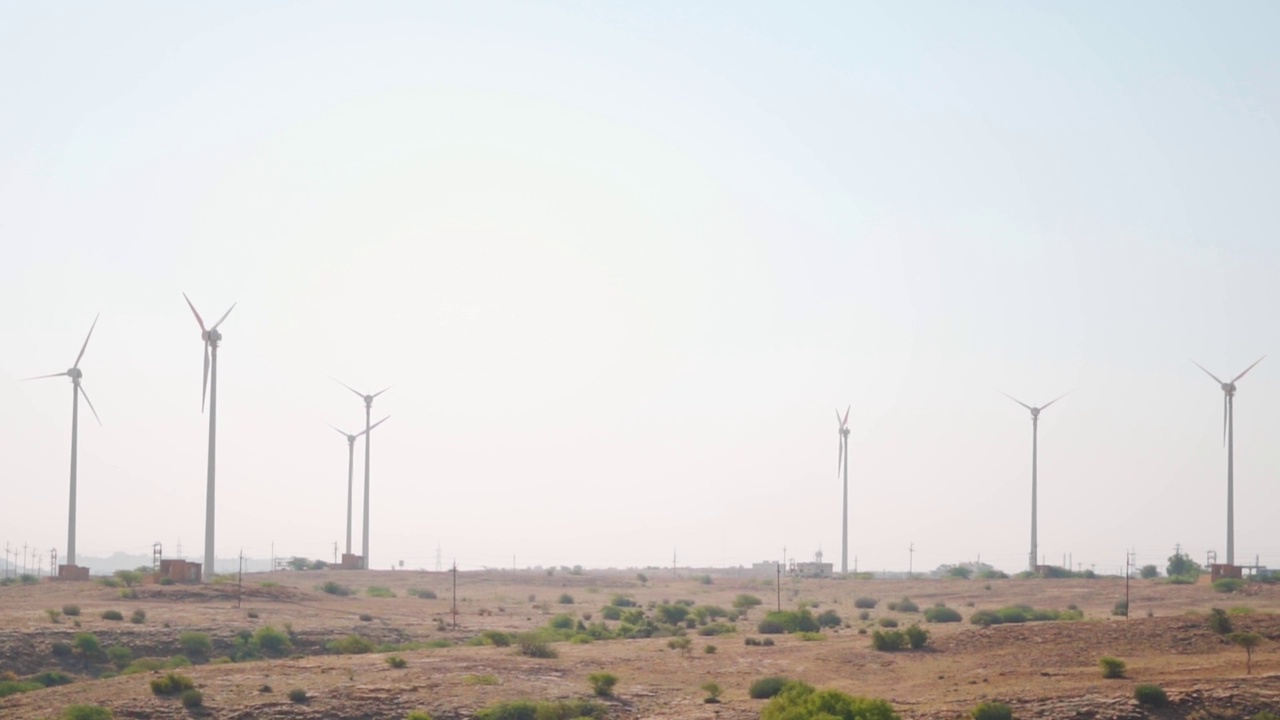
[
  {"x1": 340, "y1": 553, "x2": 364, "y2": 570},
  {"x1": 156, "y1": 559, "x2": 202, "y2": 584},
  {"x1": 1209, "y1": 563, "x2": 1243, "y2": 583},
  {"x1": 56, "y1": 564, "x2": 90, "y2": 581}
]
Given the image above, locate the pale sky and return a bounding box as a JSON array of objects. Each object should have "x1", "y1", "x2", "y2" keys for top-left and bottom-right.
[{"x1": 3, "y1": 2, "x2": 1280, "y2": 575}]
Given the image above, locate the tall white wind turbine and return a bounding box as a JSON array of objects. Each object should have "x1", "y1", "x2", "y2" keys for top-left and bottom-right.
[
  {"x1": 25, "y1": 315, "x2": 102, "y2": 567},
  {"x1": 1193, "y1": 356, "x2": 1264, "y2": 566},
  {"x1": 335, "y1": 380, "x2": 391, "y2": 569},
  {"x1": 999, "y1": 390, "x2": 1065, "y2": 573},
  {"x1": 327, "y1": 416, "x2": 389, "y2": 557},
  {"x1": 835, "y1": 406, "x2": 851, "y2": 575},
  {"x1": 183, "y1": 293, "x2": 235, "y2": 578}
]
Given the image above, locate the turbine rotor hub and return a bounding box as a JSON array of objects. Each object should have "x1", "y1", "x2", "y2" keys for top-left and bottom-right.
[
  {"x1": 67, "y1": 368, "x2": 82, "y2": 380},
  {"x1": 1223, "y1": 383, "x2": 1235, "y2": 394}
]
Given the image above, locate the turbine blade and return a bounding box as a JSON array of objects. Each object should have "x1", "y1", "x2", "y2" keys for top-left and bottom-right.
[
  {"x1": 78, "y1": 384, "x2": 102, "y2": 426},
  {"x1": 326, "y1": 422, "x2": 348, "y2": 437},
  {"x1": 835, "y1": 409, "x2": 842, "y2": 426},
  {"x1": 842, "y1": 405, "x2": 851, "y2": 428},
  {"x1": 996, "y1": 389, "x2": 1033, "y2": 411},
  {"x1": 364, "y1": 415, "x2": 391, "y2": 433},
  {"x1": 1039, "y1": 392, "x2": 1068, "y2": 411},
  {"x1": 202, "y1": 342, "x2": 210, "y2": 413},
  {"x1": 333, "y1": 378, "x2": 365, "y2": 398},
  {"x1": 183, "y1": 293, "x2": 207, "y2": 332},
  {"x1": 22, "y1": 371, "x2": 70, "y2": 381},
  {"x1": 211, "y1": 303, "x2": 237, "y2": 330},
  {"x1": 73, "y1": 314, "x2": 99, "y2": 369},
  {"x1": 1192, "y1": 361, "x2": 1225, "y2": 385},
  {"x1": 1232, "y1": 355, "x2": 1266, "y2": 383},
  {"x1": 372, "y1": 385, "x2": 393, "y2": 398}
]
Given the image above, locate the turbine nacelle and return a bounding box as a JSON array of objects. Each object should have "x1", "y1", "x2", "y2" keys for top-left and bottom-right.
[
  {"x1": 66, "y1": 368, "x2": 83, "y2": 381},
  {"x1": 201, "y1": 327, "x2": 223, "y2": 345}
]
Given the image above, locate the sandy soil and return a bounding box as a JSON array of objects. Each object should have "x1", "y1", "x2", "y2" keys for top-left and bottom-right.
[{"x1": 2, "y1": 569, "x2": 1278, "y2": 719}]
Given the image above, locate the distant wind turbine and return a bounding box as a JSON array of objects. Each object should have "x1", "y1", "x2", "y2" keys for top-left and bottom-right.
[
  {"x1": 25, "y1": 315, "x2": 101, "y2": 568},
  {"x1": 1193, "y1": 356, "x2": 1264, "y2": 566},
  {"x1": 335, "y1": 380, "x2": 391, "y2": 569},
  {"x1": 183, "y1": 293, "x2": 236, "y2": 578},
  {"x1": 999, "y1": 390, "x2": 1066, "y2": 573},
  {"x1": 327, "y1": 416, "x2": 389, "y2": 558},
  {"x1": 835, "y1": 406, "x2": 851, "y2": 575}
]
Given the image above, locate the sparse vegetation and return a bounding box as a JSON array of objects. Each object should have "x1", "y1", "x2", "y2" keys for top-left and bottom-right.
[
  {"x1": 62, "y1": 706, "x2": 114, "y2": 720},
  {"x1": 667, "y1": 636, "x2": 693, "y2": 655},
  {"x1": 587, "y1": 672, "x2": 618, "y2": 696},
  {"x1": 100, "y1": 609, "x2": 124, "y2": 621},
  {"x1": 1213, "y1": 578, "x2": 1244, "y2": 593},
  {"x1": 476, "y1": 700, "x2": 605, "y2": 720},
  {"x1": 387, "y1": 655, "x2": 408, "y2": 668},
  {"x1": 871, "y1": 630, "x2": 906, "y2": 651},
  {"x1": 407, "y1": 712, "x2": 433, "y2": 720},
  {"x1": 758, "y1": 609, "x2": 819, "y2": 634},
  {"x1": 62, "y1": 604, "x2": 81, "y2": 616},
  {"x1": 878, "y1": 617, "x2": 899, "y2": 628},
  {"x1": 150, "y1": 672, "x2": 196, "y2": 696},
  {"x1": 905, "y1": 624, "x2": 929, "y2": 649},
  {"x1": 734, "y1": 594, "x2": 764, "y2": 610},
  {"x1": 702, "y1": 681, "x2": 722, "y2": 703},
  {"x1": 1134, "y1": 684, "x2": 1167, "y2": 707},
  {"x1": 1229, "y1": 632, "x2": 1262, "y2": 674},
  {"x1": 181, "y1": 689, "x2": 204, "y2": 708},
  {"x1": 1112, "y1": 600, "x2": 1128, "y2": 617},
  {"x1": 179, "y1": 632, "x2": 212, "y2": 658},
  {"x1": 1099, "y1": 656, "x2": 1126, "y2": 679},
  {"x1": 130, "y1": 609, "x2": 146, "y2": 624},
  {"x1": 320, "y1": 581, "x2": 353, "y2": 596},
  {"x1": 288, "y1": 688, "x2": 308, "y2": 703},
  {"x1": 970, "y1": 605, "x2": 1082, "y2": 626},
  {"x1": 925, "y1": 605, "x2": 963, "y2": 623},
  {"x1": 1208, "y1": 608, "x2": 1234, "y2": 635},
  {"x1": 971, "y1": 702, "x2": 1013, "y2": 720},
  {"x1": 516, "y1": 633, "x2": 558, "y2": 658},
  {"x1": 749, "y1": 676, "x2": 790, "y2": 699},
  {"x1": 366, "y1": 585, "x2": 396, "y2": 598},
  {"x1": 327, "y1": 635, "x2": 376, "y2": 654},
  {"x1": 465, "y1": 674, "x2": 500, "y2": 686},
  {"x1": 558, "y1": 593, "x2": 575, "y2": 604}
]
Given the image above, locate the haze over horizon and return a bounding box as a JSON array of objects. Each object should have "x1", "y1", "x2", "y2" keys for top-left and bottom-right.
[{"x1": 4, "y1": 2, "x2": 1280, "y2": 577}]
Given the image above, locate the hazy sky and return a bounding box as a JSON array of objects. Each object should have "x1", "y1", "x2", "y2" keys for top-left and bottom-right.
[{"x1": 4, "y1": 2, "x2": 1280, "y2": 575}]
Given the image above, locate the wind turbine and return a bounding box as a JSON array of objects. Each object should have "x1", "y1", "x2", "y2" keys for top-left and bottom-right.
[
  {"x1": 1193, "y1": 356, "x2": 1264, "y2": 566},
  {"x1": 835, "y1": 406, "x2": 851, "y2": 575},
  {"x1": 183, "y1": 293, "x2": 235, "y2": 578},
  {"x1": 25, "y1": 315, "x2": 101, "y2": 568},
  {"x1": 327, "y1": 416, "x2": 389, "y2": 558},
  {"x1": 999, "y1": 390, "x2": 1066, "y2": 573},
  {"x1": 335, "y1": 380, "x2": 391, "y2": 569}
]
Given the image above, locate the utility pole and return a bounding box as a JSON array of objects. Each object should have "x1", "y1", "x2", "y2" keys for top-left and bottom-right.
[
  {"x1": 776, "y1": 563, "x2": 782, "y2": 612},
  {"x1": 451, "y1": 561, "x2": 458, "y2": 629},
  {"x1": 908, "y1": 543, "x2": 914, "y2": 577},
  {"x1": 333, "y1": 542, "x2": 338, "y2": 565},
  {"x1": 1124, "y1": 550, "x2": 1133, "y2": 619},
  {"x1": 22, "y1": 543, "x2": 28, "y2": 576},
  {"x1": 237, "y1": 550, "x2": 243, "y2": 609}
]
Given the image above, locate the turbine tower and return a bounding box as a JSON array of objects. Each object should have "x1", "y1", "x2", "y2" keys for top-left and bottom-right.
[
  {"x1": 183, "y1": 293, "x2": 236, "y2": 578},
  {"x1": 327, "y1": 416, "x2": 389, "y2": 557},
  {"x1": 835, "y1": 406, "x2": 851, "y2": 575},
  {"x1": 999, "y1": 390, "x2": 1065, "y2": 573},
  {"x1": 335, "y1": 380, "x2": 390, "y2": 569},
  {"x1": 1193, "y1": 356, "x2": 1264, "y2": 566},
  {"x1": 25, "y1": 315, "x2": 102, "y2": 567}
]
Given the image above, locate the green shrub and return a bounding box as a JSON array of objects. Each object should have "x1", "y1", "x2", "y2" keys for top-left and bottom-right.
[
  {"x1": 359, "y1": 613, "x2": 374, "y2": 622},
  {"x1": 816, "y1": 609, "x2": 842, "y2": 628},
  {"x1": 854, "y1": 597, "x2": 878, "y2": 609},
  {"x1": 905, "y1": 625, "x2": 929, "y2": 649},
  {"x1": 106, "y1": 646, "x2": 132, "y2": 669},
  {"x1": 480, "y1": 630, "x2": 514, "y2": 647},
  {"x1": 327, "y1": 635, "x2": 375, "y2": 654},
  {"x1": 858, "y1": 610, "x2": 871, "y2": 621},
  {"x1": 255, "y1": 626, "x2": 292, "y2": 656},
  {"x1": 698, "y1": 622, "x2": 735, "y2": 636},
  {"x1": 74, "y1": 633, "x2": 102, "y2": 657},
  {"x1": 600, "y1": 605, "x2": 622, "y2": 620},
  {"x1": 288, "y1": 688, "x2": 308, "y2": 703},
  {"x1": 1213, "y1": 578, "x2": 1244, "y2": 594},
  {"x1": 408, "y1": 588, "x2": 438, "y2": 599},
  {"x1": 655, "y1": 604, "x2": 689, "y2": 624},
  {"x1": 558, "y1": 593, "x2": 575, "y2": 604},
  {"x1": 971, "y1": 702, "x2": 1012, "y2": 720},
  {"x1": 979, "y1": 568, "x2": 1008, "y2": 580},
  {"x1": 702, "y1": 681, "x2": 722, "y2": 703},
  {"x1": 407, "y1": 712, "x2": 433, "y2": 720},
  {"x1": 609, "y1": 594, "x2": 637, "y2": 607},
  {"x1": 1099, "y1": 657, "x2": 1126, "y2": 679},
  {"x1": 516, "y1": 633, "x2": 558, "y2": 658},
  {"x1": 129, "y1": 609, "x2": 146, "y2": 624},
  {"x1": 0, "y1": 681, "x2": 44, "y2": 698},
  {"x1": 705, "y1": 643, "x2": 718, "y2": 653},
  {"x1": 1134, "y1": 684, "x2": 1166, "y2": 707},
  {"x1": 179, "y1": 632, "x2": 212, "y2": 657},
  {"x1": 1209, "y1": 608, "x2": 1233, "y2": 635},
  {"x1": 758, "y1": 610, "x2": 819, "y2": 634},
  {"x1": 62, "y1": 706, "x2": 114, "y2": 720},
  {"x1": 761, "y1": 681, "x2": 899, "y2": 720},
  {"x1": 150, "y1": 673, "x2": 195, "y2": 696},
  {"x1": 587, "y1": 672, "x2": 618, "y2": 697},
  {"x1": 320, "y1": 581, "x2": 352, "y2": 596},
  {"x1": 925, "y1": 606, "x2": 963, "y2": 623},
  {"x1": 970, "y1": 610, "x2": 1000, "y2": 626},
  {"x1": 366, "y1": 585, "x2": 396, "y2": 598},
  {"x1": 387, "y1": 655, "x2": 408, "y2": 669},
  {"x1": 62, "y1": 604, "x2": 81, "y2": 616},
  {"x1": 1140, "y1": 564, "x2": 1159, "y2": 579},
  {"x1": 465, "y1": 674, "x2": 499, "y2": 685},
  {"x1": 871, "y1": 630, "x2": 907, "y2": 651},
  {"x1": 749, "y1": 676, "x2": 790, "y2": 699},
  {"x1": 734, "y1": 594, "x2": 763, "y2": 610},
  {"x1": 895, "y1": 598, "x2": 919, "y2": 613},
  {"x1": 877, "y1": 618, "x2": 899, "y2": 628},
  {"x1": 52, "y1": 640, "x2": 73, "y2": 657},
  {"x1": 1112, "y1": 600, "x2": 1128, "y2": 617},
  {"x1": 667, "y1": 636, "x2": 693, "y2": 655},
  {"x1": 549, "y1": 614, "x2": 576, "y2": 630},
  {"x1": 181, "y1": 689, "x2": 204, "y2": 708},
  {"x1": 31, "y1": 671, "x2": 73, "y2": 687},
  {"x1": 475, "y1": 700, "x2": 605, "y2": 720},
  {"x1": 794, "y1": 632, "x2": 825, "y2": 641},
  {"x1": 100, "y1": 610, "x2": 124, "y2": 621},
  {"x1": 46, "y1": 608, "x2": 63, "y2": 623}
]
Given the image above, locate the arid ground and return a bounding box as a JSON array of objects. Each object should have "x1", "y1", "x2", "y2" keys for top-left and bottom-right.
[{"x1": 2, "y1": 568, "x2": 1278, "y2": 719}]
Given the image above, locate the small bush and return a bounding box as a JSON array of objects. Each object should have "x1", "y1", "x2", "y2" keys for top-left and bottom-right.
[
  {"x1": 878, "y1": 618, "x2": 899, "y2": 628},
  {"x1": 905, "y1": 625, "x2": 929, "y2": 649},
  {"x1": 62, "y1": 706, "x2": 114, "y2": 720},
  {"x1": 749, "y1": 676, "x2": 790, "y2": 699},
  {"x1": 705, "y1": 643, "x2": 718, "y2": 653},
  {"x1": 106, "y1": 645, "x2": 132, "y2": 669},
  {"x1": 854, "y1": 597, "x2": 878, "y2": 609},
  {"x1": 31, "y1": 671, "x2": 73, "y2": 687},
  {"x1": 74, "y1": 633, "x2": 102, "y2": 657},
  {"x1": 476, "y1": 700, "x2": 604, "y2": 720},
  {"x1": 760, "y1": 682, "x2": 898, "y2": 720},
  {"x1": 255, "y1": 625, "x2": 292, "y2": 656},
  {"x1": 387, "y1": 655, "x2": 408, "y2": 669},
  {"x1": 46, "y1": 608, "x2": 62, "y2": 623},
  {"x1": 925, "y1": 606, "x2": 963, "y2": 623},
  {"x1": 588, "y1": 672, "x2": 618, "y2": 697},
  {"x1": 858, "y1": 610, "x2": 871, "y2": 621},
  {"x1": 816, "y1": 609, "x2": 842, "y2": 628},
  {"x1": 359, "y1": 613, "x2": 374, "y2": 622},
  {"x1": 150, "y1": 673, "x2": 196, "y2": 696},
  {"x1": 327, "y1": 635, "x2": 376, "y2": 654},
  {"x1": 558, "y1": 593, "x2": 575, "y2": 604},
  {"x1": 52, "y1": 640, "x2": 73, "y2": 657},
  {"x1": 408, "y1": 588, "x2": 438, "y2": 599},
  {"x1": 516, "y1": 633, "x2": 558, "y2": 658},
  {"x1": 366, "y1": 586, "x2": 396, "y2": 598},
  {"x1": 101, "y1": 610, "x2": 124, "y2": 621},
  {"x1": 1213, "y1": 578, "x2": 1244, "y2": 594},
  {"x1": 179, "y1": 632, "x2": 212, "y2": 657},
  {"x1": 1134, "y1": 684, "x2": 1167, "y2": 707},
  {"x1": 62, "y1": 604, "x2": 82, "y2": 617},
  {"x1": 1208, "y1": 608, "x2": 1233, "y2": 635},
  {"x1": 734, "y1": 594, "x2": 764, "y2": 610},
  {"x1": 1099, "y1": 656, "x2": 1126, "y2": 679},
  {"x1": 465, "y1": 674, "x2": 499, "y2": 685},
  {"x1": 702, "y1": 681, "x2": 722, "y2": 703},
  {"x1": 971, "y1": 702, "x2": 1012, "y2": 720},
  {"x1": 1112, "y1": 600, "x2": 1128, "y2": 617},
  {"x1": 181, "y1": 689, "x2": 204, "y2": 708},
  {"x1": 130, "y1": 609, "x2": 146, "y2": 624},
  {"x1": 794, "y1": 632, "x2": 825, "y2": 641},
  {"x1": 0, "y1": 681, "x2": 44, "y2": 698},
  {"x1": 667, "y1": 636, "x2": 693, "y2": 655},
  {"x1": 871, "y1": 630, "x2": 906, "y2": 651},
  {"x1": 246, "y1": 610, "x2": 259, "y2": 619},
  {"x1": 895, "y1": 598, "x2": 919, "y2": 613},
  {"x1": 288, "y1": 688, "x2": 308, "y2": 703},
  {"x1": 407, "y1": 712, "x2": 433, "y2": 720},
  {"x1": 320, "y1": 581, "x2": 352, "y2": 596},
  {"x1": 758, "y1": 609, "x2": 819, "y2": 634}
]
